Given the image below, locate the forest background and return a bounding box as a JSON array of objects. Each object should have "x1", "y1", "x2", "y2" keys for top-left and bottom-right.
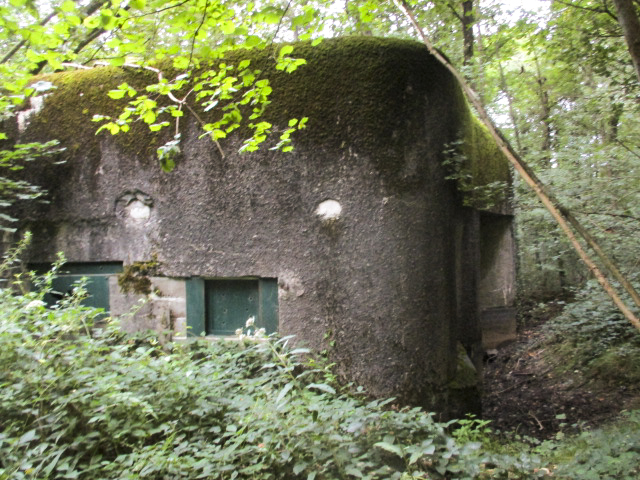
[{"x1": 1, "y1": 0, "x2": 640, "y2": 479}]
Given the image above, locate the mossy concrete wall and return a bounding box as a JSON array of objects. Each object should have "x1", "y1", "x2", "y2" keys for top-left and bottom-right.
[{"x1": 9, "y1": 37, "x2": 514, "y2": 418}]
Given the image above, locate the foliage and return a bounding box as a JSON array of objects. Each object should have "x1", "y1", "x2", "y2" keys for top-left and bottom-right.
[
  {"x1": 0, "y1": 139, "x2": 63, "y2": 232},
  {"x1": 442, "y1": 139, "x2": 507, "y2": 210},
  {"x1": 0, "y1": 0, "x2": 328, "y2": 177},
  {"x1": 3, "y1": 244, "x2": 640, "y2": 479},
  {"x1": 452, "y1": 415, "x2": 493, "y2": 445},
  {"x1": 534, "y1": 410, "x2": 640, "y2": 480},
  {"x1": 542, "y1": 275, "x2": 640, "y2": 383},
  {"x1": 0, "y1": 248, "x2": 521, "y2": 480}
]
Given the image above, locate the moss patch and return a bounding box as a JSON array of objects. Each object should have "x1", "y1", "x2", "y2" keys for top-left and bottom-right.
[
  {"x1": 448, "y1": 343, "x2": 480, "y2": 390},
  {"x1": 117, "y1": 255, "x2": 160, "y2": 295},
  {"x1": 454, "y1": 105, "x2": 511, "y2": 210},
  {"x1": 21, "y1": 36, "x2": 509, "y2": 196},
  {"x1": 23, "y1": 66, "x2": 159, "y2": 160}
]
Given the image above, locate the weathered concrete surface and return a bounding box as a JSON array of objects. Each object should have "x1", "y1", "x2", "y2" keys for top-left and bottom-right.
[
  {"x1": 479, "y1": 214, "x2": 517, "y2": 349},
  {"x1": 8, "y1": 36, "x2": 515, "y2": 417}
]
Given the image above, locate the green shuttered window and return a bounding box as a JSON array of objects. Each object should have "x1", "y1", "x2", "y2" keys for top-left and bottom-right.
[
  {"x1": 186, "y1": 278, "x2": 278, "y2": 336},
  {"x1": 30, "y1": 263, "x2": 123, "y2": 314}
]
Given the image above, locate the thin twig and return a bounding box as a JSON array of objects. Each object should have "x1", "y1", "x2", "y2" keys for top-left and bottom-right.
[
  {"x1": 528, "y1": 411, "x2": 545, "y2": 430},
  {"x1": 554, "y1": 0, "x2": 619, "y2": 22},
  {"x1": 183, "y1": 103, "x2": 226, "y2": 159},
  {"x1": 267, "y1": 0, "x2": 293, "y2": 56},
  {"x1": 187, "y1": 0, "x2": 209, "y2": 70},
  {"x1": 615, "y1": 138, "x2": 640, "y2": 160}
]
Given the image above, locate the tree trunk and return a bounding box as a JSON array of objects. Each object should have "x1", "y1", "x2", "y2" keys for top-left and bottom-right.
[
  {"x1": 612, "y1": 0, "x2": 640, "y2": 82},
  {"x1": 533, "y1": 53, "x2": 553, "y2": 166},
  {"x1": 498, "y1": 62, "x2": 523, "y2": 153},
  {"x1": 462, "y1": 0, "x2": 475, "y2": 66}
]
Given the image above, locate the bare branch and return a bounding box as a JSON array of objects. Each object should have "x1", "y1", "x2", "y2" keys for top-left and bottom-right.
[
  {"x1": 1, "y1": 11, "x2": 56, "y2": 64},
  {"x1": 447, "y1": 2, "x2": 463, "y2": 22},
  {"x1": 187, "y1": 0, "x2": 209, "y2": 70}
]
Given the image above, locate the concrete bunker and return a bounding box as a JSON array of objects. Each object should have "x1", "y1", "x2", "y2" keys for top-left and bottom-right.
[{"x1": 5, "y1": 37, "x2": 516, "y2": 417}]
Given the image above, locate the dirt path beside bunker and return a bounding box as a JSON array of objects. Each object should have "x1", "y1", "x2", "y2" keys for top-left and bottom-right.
[{"x1": 482, "y1": 301, "x2": 640, "y2": 440}]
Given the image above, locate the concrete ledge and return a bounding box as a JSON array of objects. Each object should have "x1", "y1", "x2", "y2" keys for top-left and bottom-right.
[{"x1": 481, "y1": 306, "x2": 516, "y2": 350}]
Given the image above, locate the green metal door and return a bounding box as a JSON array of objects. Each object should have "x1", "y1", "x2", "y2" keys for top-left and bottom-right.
[
  {"x1": 187, "y1": 278, "x2": 279, "y2": 336},
  {"x1": 206, "y1": 280, "x2": 259, "y2": 335}
]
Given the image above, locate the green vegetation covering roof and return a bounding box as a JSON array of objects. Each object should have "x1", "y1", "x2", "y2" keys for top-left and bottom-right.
[{"x1": 22, "y1": 36, "x2": 509, "y2": 201}]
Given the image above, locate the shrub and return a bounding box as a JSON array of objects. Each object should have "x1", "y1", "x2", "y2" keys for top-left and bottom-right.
[
  {"x1": 0, "y1": 264, "x2": 515, "y2": 480},
  {"x1": 543, "y1": 276, "x2": 640, "y2": 382},
  {"x1": 3, "y1": 250, "x2": 639, "y2": 479}
]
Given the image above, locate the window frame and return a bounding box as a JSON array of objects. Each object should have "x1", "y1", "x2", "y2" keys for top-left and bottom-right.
[
  {"x1": 186, "y1": 277, "x2": 278, "y2": 337},
  {"x1": 28, "y1": 262, "x2": 123, "y2": 315}
]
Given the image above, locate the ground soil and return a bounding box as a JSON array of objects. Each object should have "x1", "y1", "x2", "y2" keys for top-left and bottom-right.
[{"x1": 482, "y1": 301, "x2": 640, "y2": 440}]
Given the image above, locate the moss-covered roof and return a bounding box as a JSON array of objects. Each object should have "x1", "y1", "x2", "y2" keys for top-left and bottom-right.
[{"x1": 21, "y1": 36, "x2": 509, "y2": 203}]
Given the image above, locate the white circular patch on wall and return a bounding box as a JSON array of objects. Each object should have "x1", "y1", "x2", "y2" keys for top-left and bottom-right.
[
  {"x1": 127, "y1": 200, "x2": 151, "y2": 220},
  {"x1": 316, "y1": 199, "x2": 342, "y2": 220}
]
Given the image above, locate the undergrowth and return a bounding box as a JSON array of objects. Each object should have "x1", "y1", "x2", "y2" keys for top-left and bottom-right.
[
  {"x1": 1, "y1": 242, "x2": 640, "y2": 479},
  {"x1": 0, "y1": 267, "x2": 528, "y2": 479},
  {"x1": 543, "y1": 276, "x2": 640, "y2": 385}
]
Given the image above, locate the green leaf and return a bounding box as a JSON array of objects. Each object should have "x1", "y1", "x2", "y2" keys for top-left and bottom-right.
[
  {"x1": 409, "y1": 451, "x2": 422, "y2": 465},
  {"x1": 279, "y1": 45, "x2": 294, "y2": 58},
  {"x1": 143, "y1": 111, "x2": 156, "y2": 124},
  {"x1": 276, "y1": 382, "x2": 294, "y2": 404},
  {"x1": 374, "y1": 442, "x2": 403, "y2": 457},
  {"x1": 160, "y1": 155, "x2": 175, "y2": 173},
  {"x1": 149, "y1": 122, "x2": 169, "y2": 132},
  {"x1": 344, "y1": 466, "x2": 363, "y2": 478},
  {"x1": 173, "y1": 56, "x2": 189, "y2": 70},
  {"x1": 83, "y1": 15, "x2": 100, "y2": 29},
  {"x1": 255, "y1": 7, "x2": 284, "y2": 24},
  {"x1": 307, "y1": 383, "x2": 335, "y2": 394},
  {"x1": 67, "y1": 14, "x2": 81, "y2": 26},
  {"x1": 221, "y1": 21, "x2": 235, "y2": 34},
  {"x1": 244, "y1": 36, "x2": 262, "y2": 48},
  {"x1": 108, "y1": 90, "x2": 126, "y2": 100},
  {"x1": 18, "y1": 429, "x2": 38, "y2": 445},
  {"x1": 60, "y1": 0, "x2": 76, "y2": 13},
  {"x1": 293, "y1": 462, "x2": 307, "y2": 475},
  {"x1": 100, "y1": 9, "x2": 117, "y2": 29}
]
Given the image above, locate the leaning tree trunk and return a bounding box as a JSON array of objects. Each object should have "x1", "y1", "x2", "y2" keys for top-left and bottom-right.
[
  {"x1": 612, "y1": 0, "x2": 640, "y2": 83},
  {"x1": 394, "y1": 0, "x2": 640, "y2": 331}
]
